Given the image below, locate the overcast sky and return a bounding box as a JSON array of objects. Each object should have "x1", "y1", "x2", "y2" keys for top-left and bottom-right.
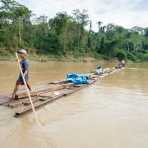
[{"x1": 17, "y1": 0, "x2": 148, "y2": 31}]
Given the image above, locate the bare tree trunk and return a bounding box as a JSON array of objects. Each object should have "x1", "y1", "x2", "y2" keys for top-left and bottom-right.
[
  {"x1": 18, "y1": 17, "x2": 22, "y2": 47},
  {"x1": 127, "y1": 42, "x2": 130, "y2": 53},
  {"x1": 77, "y1": 24, "x2": 80, "y2": 49}
]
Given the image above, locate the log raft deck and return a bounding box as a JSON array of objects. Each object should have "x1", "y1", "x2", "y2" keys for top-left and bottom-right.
[{"x1": 0, "y1": 67, "x2": 124, "y2": 117}]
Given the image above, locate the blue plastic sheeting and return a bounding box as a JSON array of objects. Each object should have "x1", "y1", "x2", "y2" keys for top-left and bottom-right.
[{"x1": 66, "y1": 73, "x2": 91, "y2": 85}]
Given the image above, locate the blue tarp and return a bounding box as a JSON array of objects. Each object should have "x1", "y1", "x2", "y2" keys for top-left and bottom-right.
[{"x1": 66, "y1": 73, "x2": 92, "y2": 85}]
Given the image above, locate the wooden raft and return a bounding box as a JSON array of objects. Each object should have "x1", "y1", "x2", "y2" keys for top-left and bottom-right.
[{"x1": 0, "y1": 67, "x2": 124, "y2": 117}]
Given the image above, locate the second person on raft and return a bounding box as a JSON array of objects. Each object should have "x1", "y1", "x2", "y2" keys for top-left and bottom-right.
[{"x1": 12, "y1": 49, "x2": 31, "y2": 100}]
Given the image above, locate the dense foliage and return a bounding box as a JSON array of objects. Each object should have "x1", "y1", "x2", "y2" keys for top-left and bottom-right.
[{"x1": 1, "y1": 0, "x2": 148, "y2": 61}]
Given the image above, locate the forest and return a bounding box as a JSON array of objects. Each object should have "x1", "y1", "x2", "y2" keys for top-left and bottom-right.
[{"x1": 1, "y1": 0, "x2": 148, "y2": 61}]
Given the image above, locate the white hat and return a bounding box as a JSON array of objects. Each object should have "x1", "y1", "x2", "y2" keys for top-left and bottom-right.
[{"x1": 17, "y1": 49, "x2": 27, "y2": 55}]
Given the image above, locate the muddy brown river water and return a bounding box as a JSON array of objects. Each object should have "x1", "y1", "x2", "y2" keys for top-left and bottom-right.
[{"x1": 0, "y1": 61, "x2": 148, "y2": 148}]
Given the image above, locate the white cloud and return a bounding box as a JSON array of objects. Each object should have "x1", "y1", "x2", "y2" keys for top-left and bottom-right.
[{"x1": 17, "y1": 0, "x2": 148, "y2": 31}]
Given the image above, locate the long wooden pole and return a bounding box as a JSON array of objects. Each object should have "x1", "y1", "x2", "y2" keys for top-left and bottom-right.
[{"x1": 15, "y1": 52, "x2": 41, "y2": 126}]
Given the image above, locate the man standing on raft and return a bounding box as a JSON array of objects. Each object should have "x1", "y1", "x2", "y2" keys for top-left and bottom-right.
[{"x1": 12, "y1": 49, "x2": 31, "y2": 100}]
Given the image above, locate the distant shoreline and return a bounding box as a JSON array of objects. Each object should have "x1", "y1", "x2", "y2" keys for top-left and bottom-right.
[
  {"x1": 0, "y1": 54, "x2": 102, "y2": 62},
  {"x1": 0, "y1": 54, "x2": 144, "y2": 64}
]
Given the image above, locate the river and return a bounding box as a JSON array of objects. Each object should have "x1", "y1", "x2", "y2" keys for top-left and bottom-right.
[{"x1": 0, "y1": 61, "x2": 148, "y2": 148}]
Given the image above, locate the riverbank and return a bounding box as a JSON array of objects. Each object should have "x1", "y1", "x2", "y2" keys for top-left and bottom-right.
[
  {"x1": 0, "y1": 54, "x2": 143, "y2": 65},
  {"x1": 0, "y1": 53, "x2": 105, "y2": 63},
  {"x1": 1, "y1": 47, "x2": 148, "y2": 62}
]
